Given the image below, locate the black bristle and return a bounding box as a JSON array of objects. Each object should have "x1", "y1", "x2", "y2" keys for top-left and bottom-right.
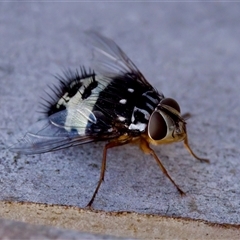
[{"x1": 40, "y1": 66, "x2": 96, "y2": 117}]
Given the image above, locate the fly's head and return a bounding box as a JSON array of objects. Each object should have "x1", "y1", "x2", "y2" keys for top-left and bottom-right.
[{"x1": 147, "y1": 98, "x2": 186, "y2": 145}]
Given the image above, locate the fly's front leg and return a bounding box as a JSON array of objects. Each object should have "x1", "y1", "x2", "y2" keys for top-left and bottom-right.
[
  {"x1": 184, "y1": 134, "x2": 209, "y2": 163},
  {"x1": 139, "y1": 137, "x2": 185, "y2": 195}
]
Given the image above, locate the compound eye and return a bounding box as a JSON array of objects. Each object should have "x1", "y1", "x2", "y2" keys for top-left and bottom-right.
[
  {"x1": 148, "y1": 111, "x2": 167, "y2": 140},
  {"x1": 161, "y1": 98, "x2": 181, "y2": 113}
]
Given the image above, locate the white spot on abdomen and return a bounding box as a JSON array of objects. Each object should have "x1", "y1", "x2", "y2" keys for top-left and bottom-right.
[
  {"x1": 128, "y1": 88, "x2": 134, "y2": 93},
  {"x1": 119, "y1": 99, "x2": 127, "y2": 104}
]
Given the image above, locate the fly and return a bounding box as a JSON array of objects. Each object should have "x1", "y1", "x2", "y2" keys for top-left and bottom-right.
[{"x1": 9, "y1": 32, "x2": 209, "y2": 208}]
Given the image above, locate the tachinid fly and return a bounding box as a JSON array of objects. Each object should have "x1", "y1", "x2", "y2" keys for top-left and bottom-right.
[{"x1": 9, "y1": 32, "x2": 209, "y2": 207}]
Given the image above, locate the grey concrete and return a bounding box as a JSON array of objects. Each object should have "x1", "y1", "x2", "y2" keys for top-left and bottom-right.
[{"x1": 0, "y1": 2, "x2": 240, "y2": 225}]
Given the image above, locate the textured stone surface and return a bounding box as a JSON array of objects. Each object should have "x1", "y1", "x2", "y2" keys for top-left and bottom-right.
[{"x1": 0, "y1": 2, "x2": 240, "y2": 230}]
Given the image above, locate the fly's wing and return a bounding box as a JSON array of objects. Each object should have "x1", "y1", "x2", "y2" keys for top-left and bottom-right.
[
  {"x1": 9, "y1": 118, "x2": 93, "y2": 154},
  {"x1": 86, "y1": 31, "x2": 153, "y2": 89},
  {"x1": 9, "y1": 32, "x2": 157, "y2": 155},
  {"x1": 85, "y1": 31, "x2": 163, "y2": 134},
  {"x1": 9, "y1": 100, "x2": 118, "y2": 155}
]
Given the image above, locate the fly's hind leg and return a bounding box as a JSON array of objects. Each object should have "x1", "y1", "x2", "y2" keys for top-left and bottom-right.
[{"x1": 140, "y1": 137, "x2": 185, "y2": 196}]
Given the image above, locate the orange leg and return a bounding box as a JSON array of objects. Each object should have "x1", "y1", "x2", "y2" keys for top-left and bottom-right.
[
  {"x1": 140, "y1": 138, "x2": 185, "y2": 195},
  {"x1": 183, "y1": 135, "x2": 209, "y2": 163},
  {"x1": 86, "y1": 139, "x2": 130, "y2": 208}
]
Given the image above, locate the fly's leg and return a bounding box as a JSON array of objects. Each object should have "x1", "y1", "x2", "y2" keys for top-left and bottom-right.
[
  {"x1": 140, "y1": 137, "x2": 185, "y2": 196},
  {"x1": 184, "y1": 135, "x2": 209, "y2": 163},
  {"x1": 86, "y1": 138, "x2": 131, "y2": 208},
  {"x1": 86, "y1": 142, "x2": 112, "y2": 208}
]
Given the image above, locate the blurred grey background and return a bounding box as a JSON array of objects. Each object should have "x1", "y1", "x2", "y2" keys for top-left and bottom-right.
[{"x1": 0, "y1": 2, "x2": 240, "y2": 224}]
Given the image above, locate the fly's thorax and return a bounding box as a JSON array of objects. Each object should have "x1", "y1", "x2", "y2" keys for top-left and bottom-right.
[{"x1": 147, "y1": 98, "x2": 186, "y2": 145}]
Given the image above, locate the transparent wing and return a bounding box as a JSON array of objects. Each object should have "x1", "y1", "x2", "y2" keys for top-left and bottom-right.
[
  {"x1": 9, "y1": 32, "x2": 156, "y2": 155},
  {"x1": 86, "y1": 31, "x2": 152, "y2": 87},
  {"x1": 8, "y1": 118, "x2": 94, "y2": 154},
  {"x1": 8, "y1": 74, "x2": 120, "y2": 155},
  {"x1": 49, "y1": 107, "x2": 97, "y2": 129},
  {"x1": 9, "y1": 109, "x2": 116, "y2": 155}
]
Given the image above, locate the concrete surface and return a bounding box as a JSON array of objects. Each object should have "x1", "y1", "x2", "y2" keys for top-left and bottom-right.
[{"x1": 0, "y1": 2, "x2": 240, "y2": 238}]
